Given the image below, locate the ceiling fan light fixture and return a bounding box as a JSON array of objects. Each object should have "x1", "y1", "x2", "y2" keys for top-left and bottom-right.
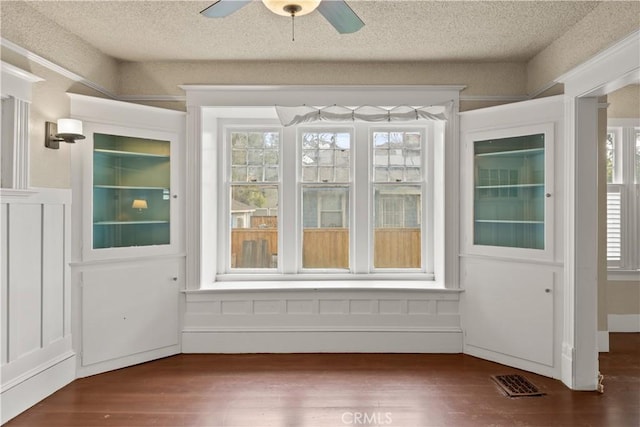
[{"x1": 262, "y1": 0, "x2": 321, "y2": 16}]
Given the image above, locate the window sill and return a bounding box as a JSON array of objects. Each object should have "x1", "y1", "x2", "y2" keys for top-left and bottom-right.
[
  {"x1": 188, "y1": 277, "x2": 460, "y2": 293},
  {"x1": 607, "y1": 270, "x2": 640, "y2": 282}
]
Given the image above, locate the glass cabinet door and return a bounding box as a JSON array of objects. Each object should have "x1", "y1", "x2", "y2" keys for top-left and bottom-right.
[
  {"x1": 473, "y1": 133, "x2": 545, "y2": 249},
  {"x1": 93, "y1": 133, "x2": 171, "y2": 249}
]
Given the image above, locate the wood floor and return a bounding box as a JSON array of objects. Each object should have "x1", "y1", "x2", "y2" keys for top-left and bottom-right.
[{"x1": 7, "y1": 333, "x2": 639, "y2": 427}]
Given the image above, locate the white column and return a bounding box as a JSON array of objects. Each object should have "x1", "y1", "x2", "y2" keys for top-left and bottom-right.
[{"x1": 1, "y1": 96, "x2": 31, "y2": 189}]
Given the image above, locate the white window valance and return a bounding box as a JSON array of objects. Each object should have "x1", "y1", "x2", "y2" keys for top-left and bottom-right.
[{"x1": 275, "y1": 103, "x2": 450, "y2": 127}]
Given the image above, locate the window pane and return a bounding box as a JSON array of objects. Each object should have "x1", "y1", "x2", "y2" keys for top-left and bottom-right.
[
  {"x1": 302, "y1": 187, "x2": 349, "y2": 269},
  {"x1": 301, "y1": 131, "x2": 350, "y2": 182},
  {"x1": 372, "y1": 131, "x2": 423, "y2": 183},
  {"x1": 231, "y1": 185, "x2": 278, "y2": 269},
  {"x1": 93, "y1": 133, "x2": 171, "y2": 249},
  {"x1": 230, "y1": 131, "x2": 279, "y2": 182},
  {"x1": 606, "y1": 132, "x2": 615, "y2": 184},
  {"x1": 473, "y1": 134, "x2": 545, "y2": 249},
  {"x1": 373, "y1": 185, "x2": 421, "y2": 268}
]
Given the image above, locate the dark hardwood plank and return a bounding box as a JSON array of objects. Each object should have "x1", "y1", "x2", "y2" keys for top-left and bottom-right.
[{"x1": 7, "y1": 333, "x2": 639, "y2": 426}]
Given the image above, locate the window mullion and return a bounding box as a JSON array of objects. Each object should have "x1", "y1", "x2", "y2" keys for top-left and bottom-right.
[
  {"x1": 278, "y1": 126, "x2": 297, "y2": 273},
  {"x1": 353, "y1": 124, "x2": 370, "y2": 273}
]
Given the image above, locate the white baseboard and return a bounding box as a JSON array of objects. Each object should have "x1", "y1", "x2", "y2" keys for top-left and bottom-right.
[
  {"x1": 560, "y1": 342, "x2": 574, "y2": 389},
  {"x1": 598, "y1": 330, "x2": 610, "y2": 352},
  {"x1": 464, "y1": 345, "x2": 558, "y2": 379},
  {"x1": 1, "y1": 353, "x2": 76, "y2": 424},
  {"x1": 608, "y1": 314, "x2": 640, "y2": 332},
  {"x1": 76, "y1": 344, "x2": 180, "y2": 378},
  {"x1": 182, "y1": 329, "x2": 462, "y2": 353}
]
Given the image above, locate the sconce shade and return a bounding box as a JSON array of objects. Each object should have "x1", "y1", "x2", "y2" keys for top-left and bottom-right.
[
  {"x1": 57, "y1": 118, "x2": 83, "y2": 137},
  {"x1": 45, "y1": 118, "x2": 86, "y2": 149},
  {"x1": 132, "y1": 199, "x2": 148, "y2": 210},
  {"x1": 262, "y1": 0, "x2": 320, "y2": 16}
]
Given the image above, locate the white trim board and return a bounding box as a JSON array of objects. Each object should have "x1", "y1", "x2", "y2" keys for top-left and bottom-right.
[
  {"x1": 597, "y1": 331, "x2": 609, "y2": 353},
  {"x1": 608, "y1": 314, "x2": 640, "y2": 333},
  {"x1": 182, "y1": 329, "x2": 462, "y2": 354},
  {"x1": 0, "y1": 354, "x2": 75, "y2": 424}
]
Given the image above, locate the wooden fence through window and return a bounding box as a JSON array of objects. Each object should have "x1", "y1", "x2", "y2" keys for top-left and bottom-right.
[{"x1": 231, "y1": 228, "x2": 420, "y2": 268}]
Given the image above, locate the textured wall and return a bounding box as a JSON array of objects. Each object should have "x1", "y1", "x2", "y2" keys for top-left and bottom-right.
[
  {"x1": 608, "y1": 85, "x2": 640, "y2": 119},
  {"x1": 527, "y1": 1, "x2": 640, "y2": 95},
  {"x1": 0, "y1": 1, "x2": 119, "y2": 93},
  {"x1": 118, "y1": 60, "x2": 526, "y2": 98},
  {"x1": 608, "y1": 282, "x2": 640, "y2": 314}
]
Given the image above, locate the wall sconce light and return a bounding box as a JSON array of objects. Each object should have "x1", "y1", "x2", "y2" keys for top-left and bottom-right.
[
  {"x1": 45, "y1": 118, "x2": 85, "y2": 149},
  {"x1": 132, "y1": 199, "x2": 148, "y2": 212}
]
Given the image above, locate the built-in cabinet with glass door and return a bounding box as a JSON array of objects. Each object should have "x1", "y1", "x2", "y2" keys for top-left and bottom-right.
[
  {"x1": 466, "y1": 123, "x2": 553, "y2": 259},
  {"x1": 93, "y1": 133, "x2": 171, "y2": 249},
  {"x1": 71, "y1": 93, "x2": 184, "y2": 378}
]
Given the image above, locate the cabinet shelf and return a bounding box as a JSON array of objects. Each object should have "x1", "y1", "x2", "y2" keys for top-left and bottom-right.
[
  {"x1": 94, "y1": 185, "x2": 169, "y2": 191},
  {"x1": 475, "y1": 183, "x2": 543, "y2": 189},
  {"x1": 475, "y1": 220, "x2": 544, "y2": 224},
  {"x1": 475, "y1": 147, "x2": 544, "y2": 158},
  {"x1": 94, "y1": 148, "x2": 169, "y2": 159},
  {"x1": 472, "y1": 132, "x2": 547, "y2": 250},
  {"x1": 94, "y1": 221, "x2": 169, "y2": 225}
]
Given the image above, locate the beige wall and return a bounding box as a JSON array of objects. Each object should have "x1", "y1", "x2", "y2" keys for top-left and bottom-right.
[
  {"x1": 527, "y1": 1, "x2": 640, "y2": 95},
  {"x1": 608, "y1": 282, "x2": 640, "y2": 315},
  {"x1": 0, "y1": 1, "x2": 119, "y2": 93},
  {"x1": 118, "y1": 60, "x2": 527, "y2": 98},
  {"x1": 601, "y1": 84, "x2": 640, "y2": 326},
  {"x1": 608, "y1": 85, "x2": 640, "y2": 119}
]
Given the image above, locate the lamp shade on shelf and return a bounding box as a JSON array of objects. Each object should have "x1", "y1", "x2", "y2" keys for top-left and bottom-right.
[
  {"x1": 262, "y1": 0, "x2": 320, "y2": 16},
  {"x1": 132, "y1": 199, "x2": 148, "y2": 210}
]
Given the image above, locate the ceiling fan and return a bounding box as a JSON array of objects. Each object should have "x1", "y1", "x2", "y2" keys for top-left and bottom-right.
[{"x1": 200, "y1": 0, "x2": 365, "y2": 35}]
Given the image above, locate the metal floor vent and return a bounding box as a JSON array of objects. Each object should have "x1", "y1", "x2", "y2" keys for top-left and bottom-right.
[{"x1": 491, "y1": 374, "x2": 546, "y2": 397}]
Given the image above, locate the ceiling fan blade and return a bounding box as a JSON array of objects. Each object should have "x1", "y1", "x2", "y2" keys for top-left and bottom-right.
[
  {"x1": 317, "y1": 0, "x2": 364, "y2": 34},
  {"x1": 200, "y1": 0, "x2": 251, "y2": 18}
]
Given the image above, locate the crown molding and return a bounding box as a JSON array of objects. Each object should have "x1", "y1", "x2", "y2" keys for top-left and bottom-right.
[
  {"x1": 118, "y1": 94, "x2": 186, "y2": 102},
  {"x1": 0, "y1": 61, "x2": 43, "y2": 83},
  {"x1": 1, "y1": 37, "x2": 118, "y2": 99},
  {"x1": 556, "y1": 29, "x2": 640, "y2": 96},
  {"x1": 459, "y1": 94, "x2": 528, "y2": 102}
]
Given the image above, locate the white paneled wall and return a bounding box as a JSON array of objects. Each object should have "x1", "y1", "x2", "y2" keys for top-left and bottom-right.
[
  {"x1": 1, "y1": 189, "x2": 75, "y2": 424},
  {"x1": 183, "y1": 289, "x2": 462, "y2": 353}
]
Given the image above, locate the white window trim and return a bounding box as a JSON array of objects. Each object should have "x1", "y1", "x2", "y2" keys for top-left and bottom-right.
[
  {"x1": 185, "y1": 85, "x2": 463, "y2": 290},
  {"x1": 606, "y1": 118, "x2": 640, "y2": 278},
  {"x1": 216, "y1": 121, "x2": 436, "y2": 278}
]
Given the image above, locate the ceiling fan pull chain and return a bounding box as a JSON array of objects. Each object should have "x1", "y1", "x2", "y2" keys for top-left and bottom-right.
[{"x1": 292, "y1": 13, "x2": 295, "y2": 41}]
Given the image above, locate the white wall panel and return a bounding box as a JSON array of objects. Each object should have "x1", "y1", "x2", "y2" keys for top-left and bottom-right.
[
  {"x1": 183, "y1": 290, "x2": 462, "y2": 353},
  {"x1": 1, "y1": 189, "x2": 74, "y2": 424},
  {"x1": 81, "y1": 261, "x2": 180, "y2": 366},
  {"x1": 7, "y1": 203, "x2": 42, "y2": 360},
  {"x1": 463, "y1": 259, "x2": 555, "y2": 367},
  {"x1": 42, "y1": 204, "x2": 65, "y2": 345},
  {"x1": 1, "y1": 203, "x2": 8, "y2": 365}
]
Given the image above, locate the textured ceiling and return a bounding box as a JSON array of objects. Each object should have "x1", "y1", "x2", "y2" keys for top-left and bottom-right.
[{"x1": 23, "y1": 0, "x2": 601, "y2": 63}]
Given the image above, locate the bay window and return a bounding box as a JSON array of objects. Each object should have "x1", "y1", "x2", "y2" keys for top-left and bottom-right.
[{"x1": 219, "y1": 122, "x2": 434, "y2": 278}]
